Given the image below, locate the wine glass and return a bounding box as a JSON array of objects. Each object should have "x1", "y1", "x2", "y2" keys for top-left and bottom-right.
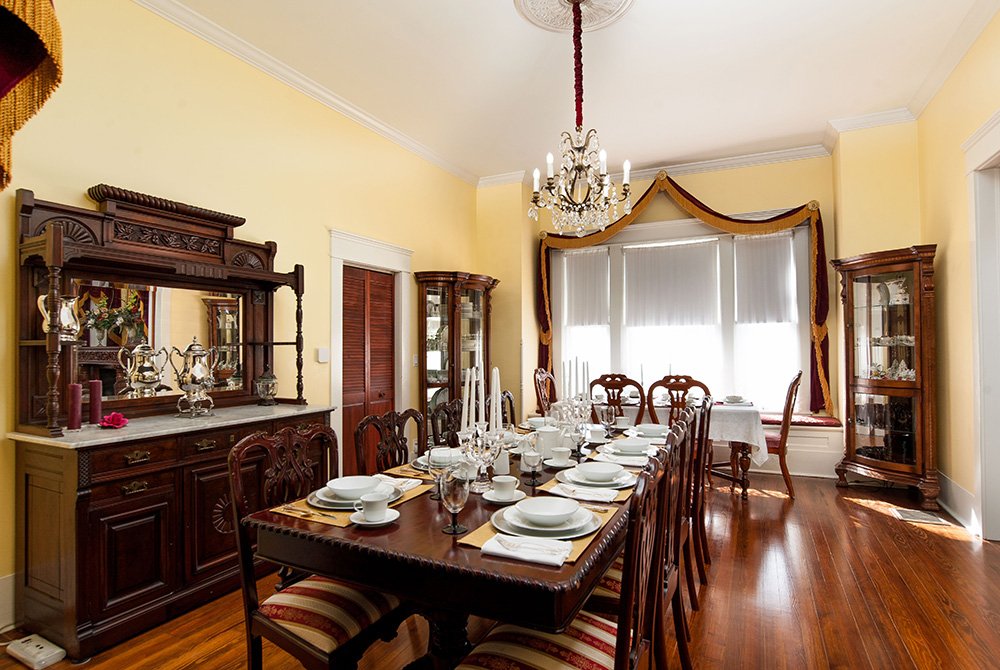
[
  {"x1": 521, "y1": 444, "x2": 543, "y2": 487},
  {"x1": 426, "y1": 448, "x2": 449, "y2": 501},
  {"x1": 441, "y1": 464, "x2": 470, "y2": 535},
  {"x1": 597, "y1": 404, "x2": 616, "y2": 438}
]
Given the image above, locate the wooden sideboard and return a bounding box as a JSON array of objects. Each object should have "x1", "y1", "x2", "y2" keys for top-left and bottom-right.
[{"x1": 9, "y1": 404, "x2": 332, "y2": 660}]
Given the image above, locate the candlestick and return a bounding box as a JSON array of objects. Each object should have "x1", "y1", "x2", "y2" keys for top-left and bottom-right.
[
  {"x1": 88, "y1": 379, "x2": 102, "y2": 424},
  {"x1": 67, "y1": 383, "x2": 82, "y2": 430}
]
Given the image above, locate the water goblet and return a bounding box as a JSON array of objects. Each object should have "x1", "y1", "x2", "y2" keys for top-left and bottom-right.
[
  {"x1": 441, "y1": 464, "x2": 471, "y2": 535},
  {"x1": 521, "y1": 446, "x2": 543, "y2": 487},
  {"x1": 598, "y1": 404, "x2": 616, "y2": 438},
  {"x1": 427, "y1": 451, "x2": 448, "y2": 501}
]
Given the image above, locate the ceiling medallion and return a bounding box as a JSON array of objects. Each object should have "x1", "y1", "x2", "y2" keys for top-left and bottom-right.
[{"x1": 514, "y1": 0, "x2": 634, "y2": 33}]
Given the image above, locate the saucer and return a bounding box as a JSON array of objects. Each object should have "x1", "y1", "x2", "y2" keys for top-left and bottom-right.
[
  {"x1": 349, "y1": 508, "x2": 400, "y2": 527},
  {"x1": 482, "y1": 489, "x2": 527, "y2": 504},
  {"x1": 543, "y1": 458, "x2": 575, "y2": 469}
]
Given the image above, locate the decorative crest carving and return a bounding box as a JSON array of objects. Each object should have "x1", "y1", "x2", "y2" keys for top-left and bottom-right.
[
  {"x1": 88, "y1": 183, "x2": 245, "y2": 227},
  {"x1": 114, "y1": 221, "x2": 220, "y2": 255},
  {"x1": 39, "y1": 217, "x2": 97, "y2": 244},
  {"x1": 232, "y1": 251, "x2": 264, "y2": 269}
]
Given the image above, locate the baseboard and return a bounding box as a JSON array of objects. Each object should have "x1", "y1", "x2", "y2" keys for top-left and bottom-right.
[
  {"x1": 938, "y1": 471, "x2": 979, "y2": 535},
  {"x1": 0, "y1": 572, "x2": 14, "y2": 632},
  {"x1": 713, "y1": 425, "x2": 845, "y2": 480}
]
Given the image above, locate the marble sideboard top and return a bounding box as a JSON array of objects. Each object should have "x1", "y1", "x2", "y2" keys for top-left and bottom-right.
[{"x1": 7, "y1": 403, "x2": 335, "y2": 449}]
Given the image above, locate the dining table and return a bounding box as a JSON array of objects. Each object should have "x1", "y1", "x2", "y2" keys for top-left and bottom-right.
[{"x1": 245, "y1": 459, "x2": 630, "y2": 669}]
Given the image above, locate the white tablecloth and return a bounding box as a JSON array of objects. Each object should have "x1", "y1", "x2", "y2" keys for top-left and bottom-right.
[{"x1": 618, "y1": 402, "x2": 768, "y2": 466}]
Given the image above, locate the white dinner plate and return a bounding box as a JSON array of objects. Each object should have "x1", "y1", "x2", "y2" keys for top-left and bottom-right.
[
  {"x1": 505, "y1": 506, "x2": 594, "y2": 534},
  {"x1": 556, "y1": 468, "x2": 637, "y2": 490},
  {"x1": 315, "y1": 481, "x2": 394, "y2": 504},
  {"x1": 598, "y1": 444, "x2": 658, "y2": 457},
  {"x1": 411, "y1": 456, "x2": 431, "y2": 472},
  {"x1": 308, "y1": 484, "x2": 402, "y2": 510},
  {"x1": 490, "y1": 507, "x2": 601, "y2": 540},
  {"x1": 349, "y1": 508, "x2": 400, "y2": 528}
]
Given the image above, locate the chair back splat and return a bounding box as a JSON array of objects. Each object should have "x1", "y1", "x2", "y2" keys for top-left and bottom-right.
[
  {"x1": 355, "y1": 408, "x2": 425, "y2": 474},
  {"x1": 430, "y1": 398, "x2": 463, "y2": 448},
  {"x1": 485, "y1": 389, "x2": 517, "y2": 426},
  {"x1": 646, "y1": 374, "x2": 711, "y2": 426},
  {"x1": 590, "y1": 373, "x2": 646, "y2": 424}
]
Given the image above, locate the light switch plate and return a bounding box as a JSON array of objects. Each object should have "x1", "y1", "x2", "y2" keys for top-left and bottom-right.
[{"x1": 316, "y1": 347, "x2": 330, "y2": 363}]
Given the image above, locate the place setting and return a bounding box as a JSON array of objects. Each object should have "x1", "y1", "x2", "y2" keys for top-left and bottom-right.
[
  {"x1": 273, "y1": 474, "x2": 433, "y2": 528},
  {"x1": 552, "y1": 461, "x2": 637, "y2": 494}
]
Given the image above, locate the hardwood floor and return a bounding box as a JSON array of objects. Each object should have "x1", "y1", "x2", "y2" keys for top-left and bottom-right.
[{"x1": 2, "y1": 473, "x2": 998, "y2": 669}]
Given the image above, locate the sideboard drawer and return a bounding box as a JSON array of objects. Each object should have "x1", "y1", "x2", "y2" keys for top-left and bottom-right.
[
  {"x1": 87, "y1": 438, "x2": 179, "y2": 482},
  {"x1": 272, "y1": 411, "x2": 329, "y2": 433},
  {"x1": 180, "y1": 425, "x2": 264, "y2": 459},
  {"x1": 88, "y1": 470, "x2": 177, "y2": 503}
]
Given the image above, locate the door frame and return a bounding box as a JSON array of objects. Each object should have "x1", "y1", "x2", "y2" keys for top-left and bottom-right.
[
  {"x1": 330, "y1": 229, "x2": 413, "y2": 475},
  {"x1": 964, "y1": 110, "x2": 1000, "y2": 539}
]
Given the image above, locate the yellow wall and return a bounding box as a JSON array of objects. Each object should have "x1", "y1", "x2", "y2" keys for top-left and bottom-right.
[
  {"x1": 0, "y1": 2, "x2": 477, "y2": 578},
  {"x1": 833, "y1": 122, "x2": 922, "y2": 258},
  {"x1": 916, "y1": 11, "x2": 1000, "y2": 492}
]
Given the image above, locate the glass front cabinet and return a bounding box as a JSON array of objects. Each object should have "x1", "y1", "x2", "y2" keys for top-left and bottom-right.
[
  {"x1": 415, "y1": 271, "x2": 498, "y2": 425},
  {"x1": 832, "y1": 245, "x2": 938, "y2": 509}
]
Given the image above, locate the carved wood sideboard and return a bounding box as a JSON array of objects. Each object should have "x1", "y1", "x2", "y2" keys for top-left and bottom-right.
[{"x1": 9, "y1": 405, "x2": 332, "y2": 660}]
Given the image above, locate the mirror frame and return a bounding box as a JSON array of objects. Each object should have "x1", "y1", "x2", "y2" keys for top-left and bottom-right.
[{"x1": 17, "y1": 184, "x2": 305, "y2": 436}]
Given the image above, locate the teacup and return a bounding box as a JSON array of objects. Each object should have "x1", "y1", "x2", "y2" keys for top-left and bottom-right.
[
  {"x1": 587, "y1": 427, "x2": 605, "y2": 442},
  {"x1": 429, "y1": 447, "x2": 459, "y2": 467},
  {"x1": 551, "y1": 447, "x2": 571, "y2": 466},
  {"x1": 614, "y1": 415, "x2": 632, "y2": 428},
  {"x1": 491, "y1": 475, "x2": 519, "y2": 500},
  {"x1": 353, "y1": 491, "x2": 390, "y2": 522},
  {"x1": 527, "y1": 416, "x2": 547, "y2": 429}
]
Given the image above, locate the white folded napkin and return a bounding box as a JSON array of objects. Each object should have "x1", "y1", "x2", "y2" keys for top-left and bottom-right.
[
  {"x1": 548, "y1": 482, "x2": 618, "y2": 503},
  {"x1": 481, "y1": 533, "x2": 572, "y2": 566},
  {"x1": 593, "y1": 452, "x2": 648, "y2": 467},
  {"x1": 373, "y1": 473, "x2": 421, "y2": 492}
]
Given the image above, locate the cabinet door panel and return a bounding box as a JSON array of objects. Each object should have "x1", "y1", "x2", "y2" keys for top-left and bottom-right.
[{"x1": 86, "y1": 483, "x2": 177, "y2": 621}]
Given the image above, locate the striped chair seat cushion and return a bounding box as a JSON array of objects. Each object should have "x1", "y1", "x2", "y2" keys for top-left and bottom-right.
[
  {"x1": 457, "y1": 610, "x2": 620, "y2": 670},
  {"x1": 257, "y1": 576, "x2": 400, "y2": 653},
  {"x1": 590, "y1": 555, "x2": 626, "y2": 601}
]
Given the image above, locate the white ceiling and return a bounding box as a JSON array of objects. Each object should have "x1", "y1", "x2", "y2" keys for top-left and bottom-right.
[{"x1": 141, "y1": 0, "x2": 999, "y2": 183}]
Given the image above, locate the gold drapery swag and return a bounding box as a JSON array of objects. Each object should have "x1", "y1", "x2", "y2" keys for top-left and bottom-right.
[
  {"x1": 1, "y1": 0, "x2": 63, "y2": 190},
  {"x1": 536, "y1": 169, "x2": 834, "y2": 415}
]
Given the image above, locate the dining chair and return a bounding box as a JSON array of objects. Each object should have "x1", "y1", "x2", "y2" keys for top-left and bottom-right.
[
  {"x1": 354, "y1": 408, "x2": 426, "y2": 475},
  {"x1": 645, "y1": 374, "x2": 711, "y2": 426},
  {"x1": 534, "y1": 367, "x2": 557, "y2": 415},
  {"x1": 691, "y1": 396, "x2": 714, "y2": 575},
  {"x1": 456, "y1": 466, "x2": 662, "y2": 670},
  {"x1": 586, "y1": 428, "x2": 692, "y2": 670},
  {"x1": 228, "y1": 425, "x2": 412, "y2": 670},
  {"x1": 589, "y1": 373, "x2": 646, "y2": 424},
  {"x1": 429, "y1": 398, "x2": 463, "y2": 448},
  {"x1": 675, "y1": 409, "x2": 701, "y2": 612},
  {"x1": 485, "y1": 389, "x2": 517, "y2": 426},
  {"x1": 766, "y1": 370, "x2": 802, "y2": 498}
]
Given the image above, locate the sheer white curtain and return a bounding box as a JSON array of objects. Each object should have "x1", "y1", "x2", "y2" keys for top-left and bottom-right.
[
  {"x1": 561, "y1": 248, "x2": 611, "y2": 393},
  {"x1": 733, "y1": 231, "x2": 801, "y2": 409},
  {"x1": 623, "y1": 239, "x2": 723, "y2": 392}
]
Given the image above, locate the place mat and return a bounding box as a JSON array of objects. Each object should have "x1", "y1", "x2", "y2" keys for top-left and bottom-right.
[
  {"x1": 271, "y1": 483, "x2": 434, "y2": 527},
  {"x1": 458, "y1": 502, "x2": 618, "y2": 563},
  {"x1": 538, "y1": 477, "x2": 633, "y2": 502},
  {"x1": 383, "y1": 462, "x2": 436, "y2": 481}
]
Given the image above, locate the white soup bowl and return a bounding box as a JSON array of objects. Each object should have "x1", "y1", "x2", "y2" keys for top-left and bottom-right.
[{"x1": 515, "y1": 497, "x2": 580, "y2": 527}]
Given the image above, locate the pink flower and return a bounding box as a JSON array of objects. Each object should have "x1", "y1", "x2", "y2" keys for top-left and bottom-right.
[{"x1": 99, "y1": 412, "x2": 129, "y2": 429}]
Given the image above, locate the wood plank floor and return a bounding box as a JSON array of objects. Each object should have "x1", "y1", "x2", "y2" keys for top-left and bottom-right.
[{"x1": 3, "y1": 473, "x2": 998, "y2": 669}]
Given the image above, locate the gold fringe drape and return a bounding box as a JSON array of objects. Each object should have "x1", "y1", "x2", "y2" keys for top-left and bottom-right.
[
  {"x1": 1, "y1": 0, "x2": 63, "y2": 190},
  {"x1": 537, "y1": 169, "x2": 834, "y2": 415}
]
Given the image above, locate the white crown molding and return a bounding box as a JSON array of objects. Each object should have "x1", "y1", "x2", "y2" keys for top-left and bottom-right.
[
  {"x1": 823, "y1": 108, "x2": 918, "y2": 150},
  {"x1": 624, "y1": 145, "x2": 830, "y2": 183},
  {"x1": 478, "y1": 171, "x2": 526, "y2": 188},
  {"x1": 132, "y1": 0, "x2": 478, "y2": 185},
  {"x1": 909, "y1": 0, "x2": 1000, "y2": 116}
]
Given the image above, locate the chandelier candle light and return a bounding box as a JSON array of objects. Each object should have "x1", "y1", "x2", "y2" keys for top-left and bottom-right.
[{"x1": 529, "y1": 0, "x2": 631, "y2": 236}]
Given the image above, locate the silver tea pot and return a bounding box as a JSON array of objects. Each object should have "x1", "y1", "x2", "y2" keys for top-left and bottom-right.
[
  {"x1": 169, "y1": 337, "x2": 218, "y2": 416},
  {"x1": 119, "y1": 340, "x2": 168, "y2": 398}
]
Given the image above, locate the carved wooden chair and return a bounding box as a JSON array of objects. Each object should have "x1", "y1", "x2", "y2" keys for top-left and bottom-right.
[
  {"x1": 228, "y1": 425, "x2": 411, "y2": 670},
  {"x1": 430, "y1": 398, "x2": 463, "y2": 448},
  {"x1": 589, "y1": 373, "x2": 646, "y2": 425},
  {"x1": 765, "y1": 370, "x2": 802, "y2": 498},
  {"x1": 646, "y1": 374, "x2": 712, "y2": 426},
  {"x1": 690, "y1": 396, "x2": 714, "y2": 579},
  {"x1": 354, "y1": 408, "x2": 426, "y2": 475},
  {"x1": 485, "y1": 389, "x2": 517, "y2": 426},
  {"x1": 533, "y1": 367, "x2": 557, "y2": 415},
  {"x1": 456, "y1": 466, "x2": 662, "y2": 670}
]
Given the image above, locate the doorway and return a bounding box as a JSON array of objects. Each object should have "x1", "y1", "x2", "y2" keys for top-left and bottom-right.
[{"x1": 341, "y1": 267, "x2": 395, "y2": 474}]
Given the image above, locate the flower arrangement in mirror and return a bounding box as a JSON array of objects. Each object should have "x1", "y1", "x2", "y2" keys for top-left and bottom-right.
[{"x1": 82, "y1": 289, "x2": 146, "y2": 345}]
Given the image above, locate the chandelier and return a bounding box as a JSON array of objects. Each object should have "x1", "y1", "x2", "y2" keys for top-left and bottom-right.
[{"x1": 528, "y1": 0, "x2": 631, "y2": 237}]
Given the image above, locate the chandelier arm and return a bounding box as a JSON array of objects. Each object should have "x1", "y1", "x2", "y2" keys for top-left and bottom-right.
[{"x1": 573, "y1": 1, "x2": 583, "y2": 129}]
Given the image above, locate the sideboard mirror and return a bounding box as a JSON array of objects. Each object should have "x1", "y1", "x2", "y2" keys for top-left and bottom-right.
[{"x1": 17, "y1": 185, "x2": 305, "y2": 436}]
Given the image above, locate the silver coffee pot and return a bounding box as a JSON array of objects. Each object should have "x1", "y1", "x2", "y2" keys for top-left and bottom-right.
[
  {"x1": 118, "y1": 340, "x2": 168, "y2": 398},
  {"x1": 36, "y1": 294, "x2": 81, "y2": 342},
  {"x1": 169, "y1": 337, "x2": 218, "y2": 416}
]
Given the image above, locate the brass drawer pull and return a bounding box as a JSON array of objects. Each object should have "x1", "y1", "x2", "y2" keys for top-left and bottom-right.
[
  {"x1": 124, "y1": 450, "x2": 151, "y2": 465},
  {"x1": 295, "y1": 422, "x2": 312, "y2": 432},
  {"x1": 194, "y1": 439, "x2": 217, "y2": 452},
  {"x1": 121, "y1": 480, "x2": 149, "y2": 496}
]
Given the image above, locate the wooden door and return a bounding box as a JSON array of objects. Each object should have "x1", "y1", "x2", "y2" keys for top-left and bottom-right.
[{"x1": 342, "y1": 267, "x2": 395, "y2": 475}]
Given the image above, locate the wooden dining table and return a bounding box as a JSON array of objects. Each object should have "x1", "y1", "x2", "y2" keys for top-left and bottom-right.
[{"x1": 245, "y1": 462, "x2": 629, "y2": 669}]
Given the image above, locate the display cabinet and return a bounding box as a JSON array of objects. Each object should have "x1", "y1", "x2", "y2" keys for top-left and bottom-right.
[
  {"x1": 415, "y1": 271, "x2": 498, "y2": 422},
  {"x1": 832, "y1": 245, "x2": 938, "y2": 509}
]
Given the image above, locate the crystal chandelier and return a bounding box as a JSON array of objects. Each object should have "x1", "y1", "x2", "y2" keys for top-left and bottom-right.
[{"x1": 528, "y1": 0, "x2": 631, "y2": 237}]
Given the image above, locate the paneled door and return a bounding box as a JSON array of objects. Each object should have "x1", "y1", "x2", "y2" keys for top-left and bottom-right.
[{"x1": 342, "y1": 266, "x2": 395, "y2": 474}]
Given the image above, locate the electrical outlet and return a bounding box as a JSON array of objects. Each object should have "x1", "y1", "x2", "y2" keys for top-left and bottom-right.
[
  {"x1": 6, "y1": 634, "x2": 66, "y2": 669},
  {"x1": 413, "y1": 354, "x2": 418, "y2": 367}
]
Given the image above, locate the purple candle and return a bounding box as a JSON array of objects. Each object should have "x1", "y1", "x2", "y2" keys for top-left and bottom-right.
[
  {"x1": 67, "y1": 383, "x2": 82, "y2": 430},
  {"x1": 88, "y1": 379, "x2": 102, "y2": 424}
]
